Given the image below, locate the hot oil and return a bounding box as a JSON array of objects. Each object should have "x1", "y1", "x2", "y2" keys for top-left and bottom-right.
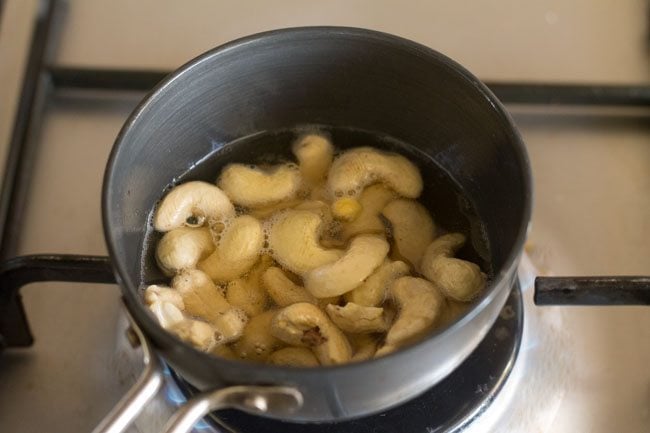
[{"x1": 140, "y1": 126, "x2": 492, "y2": 287}]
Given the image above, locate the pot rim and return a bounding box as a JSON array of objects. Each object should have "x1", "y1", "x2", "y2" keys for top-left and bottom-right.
[{"x1": 102, "y1": 25, "x2": 533, "y2": 377}]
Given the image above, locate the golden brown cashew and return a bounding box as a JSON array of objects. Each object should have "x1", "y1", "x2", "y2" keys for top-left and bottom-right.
[
  {"x1": 327, "y1": 147, "x2": 423, "y2": 199},
  {"x1": 268, "y1": 347, "x2": 320, "y2": 367},
  {"x1": 325, "y1": 303, "x2": 388, "y2": 333},
  {"x1": 267, "y1": 210, "x2": 343, "y2": 275},
  {"x1": 262, "y1": 266, "x2": 318, "y2": 307},
  {"x1": 377, "y1": 277, "x2": 445, "y2": 356},
  {"x1": 344, "y1": 260, "x2": 410, "y2": 307},
  {"x1": 340, "y1": 184, "x2": 396, "y2": 241},
  {"x1": 292, "y1": 134, "x2": 334, "y2": 186},
  {"x1": 154, "y1": 181, "x2": 235, "y2": 231},
  {"x1": 217, "y1": 163, "x2": 302, "y2": 208},
  {"x1": 232, "y1": 310, "x2": 284, "y2": 362},
  {"x1": 225, "y1": 255, "x2": 273, "y2": 317},
  {"x1": 382, "y1": 199, "x2": 436, "y2": 268},
  {"x1": 304, "y1": 235, "x2": 389, "y2": 298},
  {"x1": 419, "y1": 233, "x2": 486, "y2": 302},
  {"x1": 270, "y1": 303, "x2": 352, "y2": 365},
  {"x1": 155, "y1": 227, "x2": 215, "y2": 276},
  {"x1": 198, "y1": 215, "x2": 264, "y2": 282}
]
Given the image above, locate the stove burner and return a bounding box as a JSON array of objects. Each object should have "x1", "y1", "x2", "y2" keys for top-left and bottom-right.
[{"x1": 171, "y1": 283, "x2": 523, "y2": 433}]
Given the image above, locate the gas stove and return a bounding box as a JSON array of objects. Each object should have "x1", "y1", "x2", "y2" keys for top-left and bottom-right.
[{"x1": 0, "y1": 1, "x2": 649, "y2": 432}]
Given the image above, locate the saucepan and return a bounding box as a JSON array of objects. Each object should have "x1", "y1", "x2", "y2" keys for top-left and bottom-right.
[{"x1": 1, "y1": 27, "x2": 645, "y2": 433}]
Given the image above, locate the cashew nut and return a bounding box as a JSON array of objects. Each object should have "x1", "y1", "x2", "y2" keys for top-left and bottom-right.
[
  {"x1": 232, "y1": 310, "x2": 284, "y2": 362},
  {"x1": 198, "y1": 215, "x2": 264, "y2": 282},
  {"x1": 267, "y1": 210, "x2": 343, "y2": 275},
  {"x1": 340, "y1": 184, "x2": 396, "y2": 241},
  {"x1": 225, "y1": 255, "x2": 273, "y2": 317},
  {"x1": 270, "y1": 303, "x2": 352, "y2": 365},
  {"x1": 377, "y1": 276, "x2": 445, "y2": 356},
  {"x1": 331, "y1": 198, "x2": 362, "y2": 222},
  {"x1": 217, "y1": 163, "x2": 302, "y2": 208},
  {"x1": 325, "y1": 303, "x2": 388, "y2": 333},
  {"x1": 327, "y1": 147, "x2": 423, "y2": 199},
  {"x1": 382, "y1": 199, "x2": 436, "y2": 268},
  {"x1": 268, "y1": 347, "x2": 320, "y2": 367},
  {"x1": 172, "y1": 269, "x2": 231, "y2": 320},
  {"x1": 419, "y1": 233, "x2": 486, "y2": 302},
  {"x1": 153, "y1": 181, "x2": 235, "y2": 232},
  {"x1": 248, "y1": 198, "x2": 303, "y2": 219},
  {"x1": 155, "y1": 227, "x2": 215, "y2": 276},
  {"x1": 170, "y1": 319, "x2": 219, "y2": 351},
  {"x1": 262, "y1": 266, "x2": 317, "y2": 307},
  {"x1": 144, "y1": 284, "x2": 184, "y2": 310},
  {"x1": 210, "y1": 308, "x2": 249, "y2": 344},
  {"x1": 304, "y1": 235, "x2": 389, "y2": 298},
  {"x1": 349, "y1": 334, "x2": 380, "y2": 362},
  {"x1": 344, "y1": 259, "x2": 410, "y2": 307},
  {"x1": 438, "y1": 299, "x2": 472, "y2": 328},
  {"x1": 292, "y1": 134, "x2": 334, "y2": 186},
  {"x1": 148, "y1": 299, "x2": 185, "y2": 329}
]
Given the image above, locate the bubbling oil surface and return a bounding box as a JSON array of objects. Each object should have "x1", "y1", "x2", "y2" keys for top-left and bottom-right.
[{"x1": 142, "y1": 126, "x2": 491, "y2": 286}]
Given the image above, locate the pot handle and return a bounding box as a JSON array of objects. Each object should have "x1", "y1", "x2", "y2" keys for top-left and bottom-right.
[
  {"x1": 534, "y1": 276, "x2": 650, "y2": 305},
  {"x1": 95, "y1": 305, "x2": 303, "y2": 433},
  {"x1": 0, "y1": 254, "x2": 116, "y2": 350}
]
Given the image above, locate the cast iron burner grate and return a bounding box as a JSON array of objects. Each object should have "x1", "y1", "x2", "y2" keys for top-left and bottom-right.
[{"x1": 170, "y1": 282, "x2": 523, "y2": 433}]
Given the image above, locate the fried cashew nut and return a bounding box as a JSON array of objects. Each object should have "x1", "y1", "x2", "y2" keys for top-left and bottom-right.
[
  {"x1": 268, "y1": 347, "x2": 320, "y2": 367},
  {"x1": 198, "y1": 215, "x2": 264, "y2": 282},
  {"x1": 155, "y1": 227, "x2": 215, "y2": 275},
  {"x1": 170, "y1": 319, "x2": 220, "y2": 351},
  {"x1": 171, "y1": 269, "x2": 248, "y2": 343},
  {"x1": 262, "y1": 266, "x2": 317, "y2": 307},
  {"x1": 171, "y1": 269, "x2": 230, "y2": 319},
  {"x1": 331, "y1": 197, "x2": 363, "y2": 222},
  {"x1": 225, "y1": 255, "x2": 273, "y2": 317},
  {"x1": 271, "y1": 303, "x2": 352, "y2": 365},
  {"x1": 382, "y1": 199, "x2": 436, "y2": 268},
  {"x1": 304, "y1": 235, "x2": 389, "y2": 298},
  {"x1": 419, "y1": 233, "x2": 486, "y2": 302},
  {"x1": 325, "y1": 303, "x2": 388, "y2": 333},
  {"x1": 349, "y1": 334, "x2": 380, "y2": 362},
  {"x1": 344, "y1": 259, "x2": 410, "y2": 307},
  {"x1": 267, "y1": 210, "x2": 343, "y2": 275},
  {"x1": 377, "y1": 277, "x2": 445, "y2": 356},
  {"x1": 144, "y1": 284, "x2": 184, "y2": 310},
  {"x1": 217, "y1": 163, "x2": 302, "y2": 208},
  {"x1": 154, "y1": 181, "x2": 235, "y2": 231},
  {"x1": 340, "y1": 184, "x2": 397, "y2": 241},
  {"x1": 147, "y1": 297, "x2": 185, "y2": 329},
  {"x1": 327, "y1": 147, "x2": 423, "y2": 199},
  {"x1": 232, "y1": 310, "x2": 284, "y2": 362},
  {"x1": 292, "y1": 134, "x2": 334, "y2": 186}
]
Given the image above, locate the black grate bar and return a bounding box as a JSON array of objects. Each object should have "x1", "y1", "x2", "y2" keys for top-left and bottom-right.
[
  {"x1": 47, "y1": 66, "x2": 650, "y2": 107},
  {"x1": 0, "y1": 0, "x2": 58, "y2": 260}
]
